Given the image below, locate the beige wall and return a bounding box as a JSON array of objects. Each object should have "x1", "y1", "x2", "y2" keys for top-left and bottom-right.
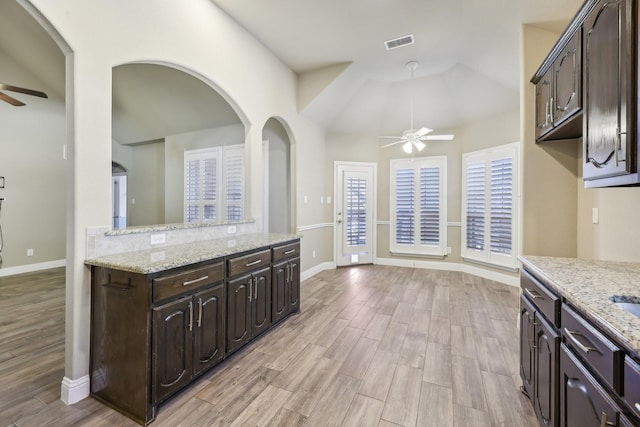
[
  {"x1": 325, "y1": 109, "x2": 521, "y2": 276},
  {"x1": 521, "y1": 25, "x2": 579, "y2": 258},
  {"x1": 0, "y1": 49, "x2": 66, "y2": 270}
]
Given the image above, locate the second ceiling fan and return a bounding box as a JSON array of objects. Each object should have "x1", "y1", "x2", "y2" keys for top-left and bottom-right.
[
  {"x1": 0, "y1": 83, "x2": 48, "y2": 107},
  {"x1": 380, "y1": 61, "x2": 454, "y2": 153}
]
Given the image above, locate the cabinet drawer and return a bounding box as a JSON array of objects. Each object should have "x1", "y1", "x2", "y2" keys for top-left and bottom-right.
[
  {"x1": 561, "y1": 304, "x2": 624, "y2": 393},
  {"x1": 624, "y1": 357, "x2": 640, "y2": 417},
  {"x1": 153, "y1": 262, "x2": 224, "y2": 303},
  {"x1": 521, "y1": 269, "x2": 560, "y2": 327},
  {"x1": 272, "y1": 241, "x2": 300, "y2": 262},
  {"x1": 227, "y1": 249, "x2": 271, "y2": 278}
]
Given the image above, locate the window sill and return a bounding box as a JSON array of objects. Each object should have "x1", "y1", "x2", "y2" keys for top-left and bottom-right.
[{"x1": 390, "y1": 251, "x2": 446, "y2": 259}]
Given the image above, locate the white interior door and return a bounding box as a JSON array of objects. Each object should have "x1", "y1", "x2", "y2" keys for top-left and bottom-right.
[{"x1": 335, "y1": 162, "x2": 376, "y2": 266}]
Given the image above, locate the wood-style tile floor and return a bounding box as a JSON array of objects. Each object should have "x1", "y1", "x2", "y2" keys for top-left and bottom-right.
[{"x1": 1, "y1": 265, "x2": 537, "y2": 427}]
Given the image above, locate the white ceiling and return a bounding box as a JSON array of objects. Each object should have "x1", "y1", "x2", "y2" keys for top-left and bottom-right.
[{"x1": 0, "y1": 0, "x2": 583, "y2": 142}]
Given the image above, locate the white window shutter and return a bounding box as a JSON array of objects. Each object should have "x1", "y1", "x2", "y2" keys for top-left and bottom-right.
[
  {"x1": 390, "y1": 156, "x2": 447, "y2": 256},
  {"x1": 223, "y1": 145, "x2": 244, "y2": 222},
  {"x1": 461, "y1": 143, "x2": 519, "y2": 269}
]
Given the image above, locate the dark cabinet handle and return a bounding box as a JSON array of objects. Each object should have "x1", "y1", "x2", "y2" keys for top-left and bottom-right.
[
  {"x1": 188, "y1": 302, "x2": 193, "y2": 332},
  {"x1": 246, "y1": 259, "x2": 262, "y2": 267},
  {"x1": 284, "y1": 249, "x2": 296, "y2": 255},
  {"x1": 635, "y1": 403, "x2": 640, "y2": 412},
  {"x1": 197, "y1": 298, "x2": 203, "y2": 328}
]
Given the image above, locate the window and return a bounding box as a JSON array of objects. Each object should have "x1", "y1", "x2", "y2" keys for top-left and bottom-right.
[
  {"x1": 461, "y1": 142, "x2": 520, "y2": 269},
  {"x1": 390, "y1": 156, "x2": 447, "y2": 256},
  {"x1": 184, "y1": 145, "x2": 244, "y2": 223}
]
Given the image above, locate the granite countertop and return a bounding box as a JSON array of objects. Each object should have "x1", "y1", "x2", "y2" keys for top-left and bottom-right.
[
  {"x1": 519, "y1": 255, "x2": 640, "y2": 357},
  {"x1": 85, "y1": 233, "x2": 300, "y2": 274}
]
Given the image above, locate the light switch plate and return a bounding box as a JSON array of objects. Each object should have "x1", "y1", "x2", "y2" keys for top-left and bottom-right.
[{"x1": 592, "y1": 208, "x2": 599, "y2": 224}]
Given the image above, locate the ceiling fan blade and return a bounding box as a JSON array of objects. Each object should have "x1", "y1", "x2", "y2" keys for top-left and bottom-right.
[
  {"x1": 379, "y1": 136, "x2": 404, "y2": 139},
  {"x1": 414, "y1": 127, "x2": 433, "y2": 137},
  {"x1": 0, "y1": 84, "x2": 48, "y2": 99},
  {"x1": 421, "y1": 134, "x2": 455, "y2": 141},
  {"x1": 381, "y1": 140, "x2": 406, "y2": 148},
  {"x1": 0, "y1": 91, "x2": 26, "y2": 106}
]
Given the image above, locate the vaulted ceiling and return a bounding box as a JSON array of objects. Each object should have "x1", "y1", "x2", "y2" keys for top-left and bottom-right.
[{"x1": 0, "y1": 0, "x2": 583, "y2": 143}]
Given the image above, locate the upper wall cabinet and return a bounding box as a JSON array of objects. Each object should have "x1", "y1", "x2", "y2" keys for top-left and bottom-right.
[
  {"x1": 533, "y1": 0, "x2": 640, "y2": 188},
  {"x1": 533, "y1": 29, "x2": 583, "y2": 142},
  {"x1": 583, "y1": 0, "x2": 636, "y2": 187}
]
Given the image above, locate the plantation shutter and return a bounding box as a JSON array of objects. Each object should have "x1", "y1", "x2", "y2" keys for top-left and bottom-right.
[
  {"x1": 395, "y1": 168, "x2": 415, "y2": 245},
  {"x1": 420, "y1": 167, "x2": 440, "y2": 245},
  {"x1": 465, "y1": 161, "x2": 485, "y2": 251},
  {"x1": 202, "y1": 157, "x2": 217, "y2": 221},
  {"x1": 224, "y1": 145, "x2": 244, "y2": 221},
  {"x1": 185, "y1": 158, "x2": 201, "y2": 223},
  {"x1": 461, "y1": 143, "x2": 519, "y2": 269},
  {"x1": 346, "y1": 177, "x2": 368, "y2": 246},
  {"x1": 390, "y1": 156, "x2": 446, "y2": 256},
  {"x1": 490, "y1": 157, "x2": 513, "y2": 255}
]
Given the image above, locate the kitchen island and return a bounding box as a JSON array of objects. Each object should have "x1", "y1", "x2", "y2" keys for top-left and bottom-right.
[
  {"x1": 519, "y1": 256, "x2": 640, "y2": 427},
  {"x1": 85, "y1": 233, "x2": 301, "y2": 425}
]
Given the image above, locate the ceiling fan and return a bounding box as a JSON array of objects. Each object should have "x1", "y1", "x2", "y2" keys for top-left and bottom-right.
[
  {"x1": 0, "y1": 83, "x2": 48, "y2": 107},
  {"x1": 380, "y1": 61, "x2": 454, "y2": 153}
]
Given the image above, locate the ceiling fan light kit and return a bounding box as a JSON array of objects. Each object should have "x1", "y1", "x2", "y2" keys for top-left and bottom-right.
[{"x1": 380, "y1": 61, "x2": 454, "y2": 153}]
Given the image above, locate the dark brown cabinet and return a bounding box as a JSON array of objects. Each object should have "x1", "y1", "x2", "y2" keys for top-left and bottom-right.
[
  {"x1": 90, "y1": 237, "x2": 301, "y2": 425},
  {"x1": 521, "y1": 267, "x2": 640, "y2": 427},
  {"x1": 519, "y1": 272, "x2": 560, "y2": 427},
  {"x1": 271, "y1": 241, "x2": 301, "y2": 325},
  {"x1": 534, "y1": 313, "x2": 560, "y2": 427},
  {"x1": 560, "y1": 345, "x2": 634, "y2": 427},
  {"x1": 226, "y1": 249, "x2": 272, "y2": 355},
  {"x1": 583, "y1": 0, "x2": 634, "y2": 185},
  {"x1": 533, "y1": 29, "x2": 582, "y2": 142}
]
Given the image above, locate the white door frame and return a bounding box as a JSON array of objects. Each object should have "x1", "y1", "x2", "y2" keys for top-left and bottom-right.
[{"x1": 333, "y1": 161, "x2": 377, "y2": 266}]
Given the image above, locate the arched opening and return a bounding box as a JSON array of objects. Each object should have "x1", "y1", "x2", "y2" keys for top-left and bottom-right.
[
  {"x1": 262, "y1": 118, "x2": 293, "y2": 233},
  {"x1": 111, "y1": 63, "x2": 246, "y2": 228}
]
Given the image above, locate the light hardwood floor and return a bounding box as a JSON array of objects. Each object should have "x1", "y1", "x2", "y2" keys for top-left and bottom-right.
[{"x1": 1, "y1": 265, "x2": 537, "y2": 427}]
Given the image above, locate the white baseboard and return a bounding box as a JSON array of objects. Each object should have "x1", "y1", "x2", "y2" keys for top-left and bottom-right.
[
  {"x1": 61, "y1": 375, "x2": 90, "y2": 404},
  {"x1": 0, "y1": 259, "x2": 66, "y2": 277},
  {"x1": 374, "y1": 257, "x2": 519, "y2": 287},
  {"x1": 301, "y1": 261, "x2": 336, "y2": 282}
]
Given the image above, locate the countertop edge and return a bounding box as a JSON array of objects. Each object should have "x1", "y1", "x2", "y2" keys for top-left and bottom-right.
[{"x1": 85, "y1": 233, "x2": 300, "y2": 275}]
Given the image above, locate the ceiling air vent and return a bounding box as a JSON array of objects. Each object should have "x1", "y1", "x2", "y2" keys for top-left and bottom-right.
[{"x1": 384, "y1": 34, "x2": 415, "y2": 50}]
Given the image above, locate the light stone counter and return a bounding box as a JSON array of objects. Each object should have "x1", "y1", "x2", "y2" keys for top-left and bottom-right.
[
  {"x1": 85, "y1": 233, "x2": 300, "y2": 274},
  {"x1": 519, "y1": 255, "x2": 640, "y2": 357}
]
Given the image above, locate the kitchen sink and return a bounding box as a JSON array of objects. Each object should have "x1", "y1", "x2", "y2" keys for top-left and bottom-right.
[{"x1": 609, "y1": 295, "x2": 640, "y2": 318}]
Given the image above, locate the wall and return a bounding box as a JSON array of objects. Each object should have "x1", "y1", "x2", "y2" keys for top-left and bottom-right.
[
  {"x1": 325, "y1": 108, "x2": 521, "y2": 280},
  {"x1": 521, "y1": 24, "x2": 579, "y2": 258},
  {"x1": 0, "y1": 49, "x2": 66, "y2": 272},
  {"x1": 27, "y1": 0, "x2": 329, "y2": 404}
]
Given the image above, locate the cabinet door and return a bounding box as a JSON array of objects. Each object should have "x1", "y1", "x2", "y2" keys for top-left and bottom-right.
[
  {"x1": 193, "y1": 284, "x2": 225, "y2": 376},
  {"x1": 520, "y1": 294, "x2": 536, "y2": 399},
  {"x1": 583, "y1": 0, "x2": 632, "y2": 181},
  {"x1": 560, "y1": 344, "x2": 623, "y2": 427},
  {"x1": 534, "y1": 313, "x2": 560, "y2": 427},
  {"x1": 153, "y1": 296, "x2": 193, "y2": 402},
  {"x1": 535, "y1": 68, "x2": 553, "y2": 140},
  {"x1": 554, "y1": 30, "x2": 582, "y2": 127},
  {"x1": 227, "y1": 275, "x2": 251, "y2": 354},
  {"x1": 287, "y1": 257, "x2": 300, "y2": 314},
  {"x1": 271, "y1": 261, "x2": 288, "y2": 324},
  {"x1": 251, "y1": 267, "x2": 272, "y2": 337}
]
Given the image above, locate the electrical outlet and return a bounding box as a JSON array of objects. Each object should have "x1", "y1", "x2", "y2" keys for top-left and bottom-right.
[
  {"x1": 27, "y1": 249, "x2": 34, "y2": 256},
  {"x1": 312, "y1": 250, "x2": 316, "y2": 259},
  {"x1": 227, "y1": 225, "x2": 237, "y2": 234},
  {"x1": 150, "y1": 233, "x2": 166, "y2": 245},
  {"x1": 327, "y1": 196, "x2": 332, "y2": 204}
]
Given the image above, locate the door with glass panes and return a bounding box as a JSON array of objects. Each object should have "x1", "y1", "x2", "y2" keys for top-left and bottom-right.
[{"x1": 334, "y1": 162, "x2": 376, "y2": 266}]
